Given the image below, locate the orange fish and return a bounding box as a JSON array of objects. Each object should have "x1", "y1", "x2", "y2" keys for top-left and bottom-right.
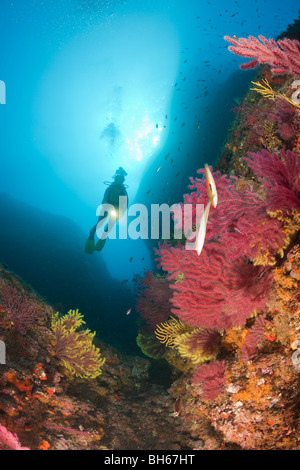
[{"x1": 174, "y1": 395, "x2": 183, "y2": 416}]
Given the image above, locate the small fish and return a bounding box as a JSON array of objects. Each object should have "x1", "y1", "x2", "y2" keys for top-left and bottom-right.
[
  {"x1": 174, "y1": 396, "x2": 183, "y2": 416},
  {"x1": 126, "y1": 308, "x2": 131, "y2": 316},
  {"x1": 205, "y1": 164, "x2": 218, "y2": 208},
  {"x1": 130, "y1": 257, "x2": 133, "y2": 262},
  {"x1": 121, "y1": 279, "x2": 128, "y2": 285},
  {"x1": 196, "y1": 199, "x2": 212, "y2": 256},
  {"x1": 156, "y1": 165, "x2": 161, "y2": 172}
]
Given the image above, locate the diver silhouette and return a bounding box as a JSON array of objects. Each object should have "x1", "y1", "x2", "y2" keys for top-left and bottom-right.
[{"x1": 85, "y1": 167, "x2": 128, "y2": 254}]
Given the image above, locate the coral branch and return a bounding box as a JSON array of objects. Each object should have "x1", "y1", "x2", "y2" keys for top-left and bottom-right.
[
  {"x1": 0, "y1": 284, "x2": 38, "y2": 335},
  {"x1": 224, "y1": 35, "x2": 300, "y2": 76},
  {"x1": 192, "y1": 360, "x2": 226, "y2": 400},
  {"x1": 51, "y1": 309, "x2": 105, "y2": 379},
  {"x1": 240, "y1": 315, "x2": 267, "y2": 362},
  {"x1": 156, "y1": 242, "x2": 273, "y2": 330},
  {"x1": 245, "y1": 149, "x2": 300, "y2": 212},
  {"x1": 135, "y1": 272, "x2": 173, "y2": 330},
  {"x1": 0, "y1": 423, "x2": 29, "y2": 450}
]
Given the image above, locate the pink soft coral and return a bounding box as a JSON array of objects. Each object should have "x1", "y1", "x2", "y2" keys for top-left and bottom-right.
[
  {"x1": 267, "y1": 98, "x2": 300, "y2": 141},
  {"x1": 0, "y1": 423, "x2": 29, "y2": 450},
  {"x1": 172, "y1": 168, "x2": 285, "y2": 264},
  {"x1": 245, "y1": 149, "x2": 300, "y2": 213},
  {"x1": 135, "y1": 271, "x2": 173, "y2": 331},
  {"x1": 155, "y1": 241, "x2": 273, "y2": 330},
  {"x1": 192, "y1": 360, "x2": 226, "y2": 400},
  {"x1": 240, "y1": 315, "x2": 267, "y2": 362},
  {"x1": 224, "y1": 35, "x2": 300, "y2": 76}
]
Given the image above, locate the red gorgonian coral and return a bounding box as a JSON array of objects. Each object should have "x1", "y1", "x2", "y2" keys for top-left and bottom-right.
[
  {"x1": 267, "y1": 98, "x2": 300, "y2": 141},
  {"x1": 192, "y1": 360, "x2": 226, "y2": 400},
  {"x1": 224, "y1": 35, "x2": 300, "y2": 77},
  {"x1": 135, "y1": 271, "x2": 173, "y2": 331},
  {"x1": 245, "y1": 149, "x2": 300, "y2": 213},
  {"x1": 0, "y1": 283, "x2": 38, "y2": 335},
  {"x1": 155, "y1": 241, "x2": 273, "y2": 331},
  {"x1": 171, "y1": 168, "x2": 285, "y2": 265},
  {"x1": 240, "y1": 315, "x2": 268, "y2": 362}
]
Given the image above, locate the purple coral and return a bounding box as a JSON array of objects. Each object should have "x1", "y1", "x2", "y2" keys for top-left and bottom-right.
[
  {"x1": 172, "y1": 169, "x2": 261, "y2": 241},
  {"x1": 192, "y1": 360, "x2": 226, "y2": 400},
  {"x1": 0, "y1": 284, "x2": 38, "y2": 335},
  {"x1": 267, "y1": 98, "x2": 300, "y2": 141},
  {"x1": 155, "y1": 165, "x2": 279, "y2": 329},
  {"x1": 245, "y1": 149, "x2": 300, "y2": 213},
  {"x1": 156, "y1": 241, "x2": 273, "y2": 331},
  {"x1": 135, "y1": 271, "x2": 173, "y2": 331},
  {"x1": 192, "y1": 329, "x2": 220, "y2": 355},
  {"x1": 171, "y1": 168, "x2": 285, "y2": 264},
  {"x1": 0, "y1": 423, "x2": 29, "y2": 450},
  {"x1": 240, "y1": 315, "x2": 267, "y2": 362}
]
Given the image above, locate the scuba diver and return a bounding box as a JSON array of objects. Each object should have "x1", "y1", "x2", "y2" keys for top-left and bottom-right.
[{"x1": 85, "y1": 167, "x2": 128, "y2": 254}]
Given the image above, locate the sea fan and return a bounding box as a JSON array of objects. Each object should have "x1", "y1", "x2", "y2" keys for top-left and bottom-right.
[
  {"x1": 135, "y1": 271, "x2": 173, "y2": 330},
  {"x1": 240, "y1": 315, "x2": 267, "y2": 362},
  {"x1": 224, "y1": 35, "x2": 300, "y2": 77},
  {"x1": 227, "y1": 212, "x2": 285, "y2": 265},
  {"x1": 156, "y1": 241, "x2": 273, "y2": 331},
  {"x1": 171, "y1": 169, "x2": 285, "y2": 266},
  {"x1": 0, "y1": 283, "x2": 38, "y2": 335},
  {"x1": 267, "y1": 97, "x2": 300, "y2": 141},
  {"x1": 245, "y1": 149, "x2": 300, "y2": 213},
  {"x1": 173, "y1": 328, "x2": 220, "y2": 364},
  {"x1": 192, "y1": 360, "x2": 226, "y2": 400},
  {"x1": 155, "y1": 316, "x2": 189, "y2": 348},
  {"x1": 173, "y1": 169, "x2": 264, "y2": 243},
  {"x1": 0, "y1": 423, "x2": 29, "y2": 450},
  {"x1": 51, "y1": 310, "x2": 105, "y2": 379}
]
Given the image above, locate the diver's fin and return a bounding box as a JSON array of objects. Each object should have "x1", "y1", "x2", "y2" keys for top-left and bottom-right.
[
  {"x1": 95, "y1": 238, "x2": 106, "y2": 252},
  {"x1": 85, "y1": 238, "x2": 95, "y2": 254}
]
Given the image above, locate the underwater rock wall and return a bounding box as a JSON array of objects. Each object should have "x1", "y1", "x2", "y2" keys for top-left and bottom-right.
[
  {"x1": 0, "y1": 193, "x2": 138, "y2": 354},
  {"x1": 0, "y1": 266, "x2": 192, "y2": 450},
  {"x1": 134, "y1": 31, "x2": 300, "y2": 450}
]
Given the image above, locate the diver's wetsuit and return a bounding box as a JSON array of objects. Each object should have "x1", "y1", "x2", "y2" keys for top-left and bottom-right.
[
  {"x1": 88, "y1": 181, "x2": 128, "y2": 239},
  {"x1": 85, "y1": 167, "x2": 128, "y2": 253}
]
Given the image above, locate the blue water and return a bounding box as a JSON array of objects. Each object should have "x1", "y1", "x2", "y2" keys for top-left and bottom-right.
[{"x1": 0, "y1": 0, "x2": 299, "y2": 352}]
